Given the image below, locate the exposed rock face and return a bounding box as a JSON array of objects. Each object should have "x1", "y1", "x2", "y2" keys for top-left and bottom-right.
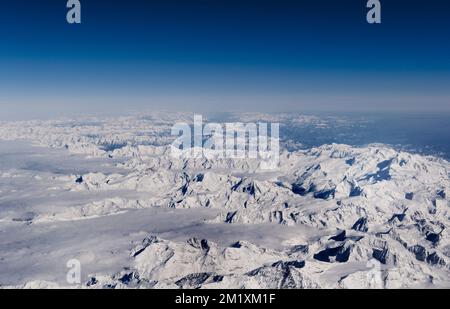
[{"x1": 352, "y1": 218, "x2": 369, "y2": 232}]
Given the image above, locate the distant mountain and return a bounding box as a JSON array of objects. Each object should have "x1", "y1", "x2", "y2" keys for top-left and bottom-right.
[{"x1": 0, "y1": 113, "x2": 448, "y2": 289}]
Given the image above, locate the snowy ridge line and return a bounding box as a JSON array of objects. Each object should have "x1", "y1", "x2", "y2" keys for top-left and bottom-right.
[{"x1": 3, "y1": 234, "x2": 449, "y2": 289}]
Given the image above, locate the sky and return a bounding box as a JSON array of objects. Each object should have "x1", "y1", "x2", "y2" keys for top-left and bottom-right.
[{"x1": 0, "y1": 0, "x2": 449, "y2": 119}]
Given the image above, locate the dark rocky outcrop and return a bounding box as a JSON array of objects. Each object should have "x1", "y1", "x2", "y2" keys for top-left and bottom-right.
[
  {"x1": 405, "y1": 192, "x2": 414, "y2": 200},
  {"x1": 271, "y1": 260, "x2": 305, "y2": 269},
  {"x1": 314, "y1": 244, "x2": 352, "y2": 263},
  {"x1": 314, "y1": 188, "x2": 336, "y2": 200},
  {"x1": 426, "y1": 232, "x2": 440, "y2": 245},
  {"x1": 225, "y1": 211, "x2": 238, "y2": 223},
  {"x1": 329, "y1": 230, "x2": 346, "y2": 242},
  {"x1": 352, "y1": 217, "x2": 369, "y2": 232},
  {"x1": 175, "y1": 272, "x2": 222, "y2": 288},
  {"x1": 426, "y1": 252, "x2": 446, "y2": 267},
  {"x1": 372, "y1": 248, "x2": 389, "y2": 264},
  {"x1": 409, "y1": 245, "x2": 427, "y2": 262}
]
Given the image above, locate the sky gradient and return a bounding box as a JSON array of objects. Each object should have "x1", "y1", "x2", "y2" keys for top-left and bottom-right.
[{"x1": 0, "y1": 0, "x2": 449, "y2": 119}]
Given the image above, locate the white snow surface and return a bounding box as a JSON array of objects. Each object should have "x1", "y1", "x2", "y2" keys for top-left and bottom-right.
[{"x1": 0, "y1": 113, "x2": 449, "y2": 289}]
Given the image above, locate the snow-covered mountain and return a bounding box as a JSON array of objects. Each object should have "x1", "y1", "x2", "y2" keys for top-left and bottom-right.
[{"x1": 0, "y1": 113, "x2": 448, "y2": 289}]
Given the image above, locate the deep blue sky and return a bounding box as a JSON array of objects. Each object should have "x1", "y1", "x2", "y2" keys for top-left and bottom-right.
[{"x1": 0, "y1": 0, "x2": 449, "y2": 119}]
